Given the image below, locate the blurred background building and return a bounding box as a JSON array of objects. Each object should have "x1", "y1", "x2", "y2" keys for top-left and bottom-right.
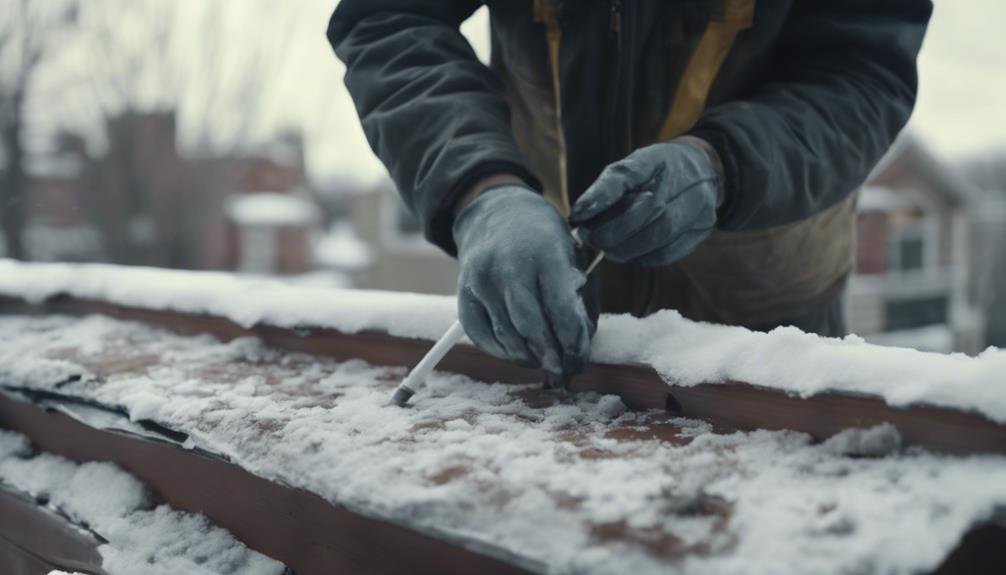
[{"x1": 1, "y1": 0, "x2": 1004, "y2": 353}]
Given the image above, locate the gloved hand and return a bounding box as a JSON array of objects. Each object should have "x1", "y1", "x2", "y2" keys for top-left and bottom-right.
[
  {"x1": 569, "y1": 140, "x2": 720, "y2": 266},
  {"x1": 453, "y1": 185, "x2": 597, "y2": 379}
]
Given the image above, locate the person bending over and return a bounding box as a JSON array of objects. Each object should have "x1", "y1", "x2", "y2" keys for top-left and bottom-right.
[{"x1": 328, "y1": 0, "x2": 931, "y2": 383}]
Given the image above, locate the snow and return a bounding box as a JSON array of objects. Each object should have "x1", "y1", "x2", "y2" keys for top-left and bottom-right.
[
  {"x1": 2, "y1": 314, "x2": 1006, "y2": 575},
  {"x1": 275, "y1": 270, "x2": 352, "y2": 289},
  {"x1": 24, "y1": 224, "x2": 104, "y2": 263},
  {"x1": 592, "y1": 311, "x2": 1006, "y2": 422},
  {"x1": 856, "y1": 185, "x2": 916, "y2": 213},
  {"x1": 0, "y1": 259, "x2": 1003, "y2": 424},
  {"x1": 226, "y1": 192, "x2": 319, "y2": 227},
  {"x1": 0, "y1": 428, "x2": 285, "y2": 575},
  {"x1": 314, "y1": 222, "x2": 372, "y2": 270},
  {"x1": 26, "y1": 153, "x2": 84, "y2": 179},
  {"x1": 0, "y1": 259, "x2": 457, "y2": 340},
  {"x1": 866, "y1": 324, "x2": 955, "y2": 353},
  {"x1": 819, "y1": 423, "x2": 902, "y2": 458}
]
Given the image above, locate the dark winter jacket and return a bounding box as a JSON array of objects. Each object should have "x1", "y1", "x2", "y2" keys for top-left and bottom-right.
[{"x1": 328, "y1": 0, "x2": 931, "y2": 326}]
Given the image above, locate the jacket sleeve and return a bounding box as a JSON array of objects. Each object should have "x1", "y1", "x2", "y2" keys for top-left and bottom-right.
[
  {"x1": 687, "y1": 0, "x2": 932, "y2": 231},
  {"x1": 328, "y1": 1, "x2": 540, "y2": 255}
]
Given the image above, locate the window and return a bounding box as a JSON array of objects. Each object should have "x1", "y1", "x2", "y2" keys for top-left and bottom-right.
[
  {"x1": 893, "y1": 235, "x2": 925, "y2": 271},
  {"x1": 885, "y1": 212, "x2": 937, "y2": 273},
  {"x1": 884, "y1": 296, "x2": 948, "y2": 331}
]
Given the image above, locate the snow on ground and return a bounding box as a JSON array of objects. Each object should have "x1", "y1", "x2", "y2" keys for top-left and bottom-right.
[
  {"x1": 314, "y1": 222, "x2": 373, "y2": 271},
  {"x1": 0, "y1": 259, "x2": 1004, "y2": 423},
  {"x1": 0, "y1": 429, "x2": 285, "y2": 575},
  {"x1": 226, "y1": 192, "x2": 319, "y2": 227},
  {"x1": 1, "y1": 314, "x2": 1006, "y2": 575}
]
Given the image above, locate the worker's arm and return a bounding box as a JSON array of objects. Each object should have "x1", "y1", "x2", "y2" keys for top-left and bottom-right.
[
  {"x1": 327, "y1": 1, "x2": 539, "y2": 255},
  {"x1": 328, "y1": 2, "x2": 593, "y2": 380},
  {"x1": 572, "y1": 0, "x2": 932, "y2": 264},
  {"x1": 690, "y1": 0, "x2": 932, "y2": 230}
]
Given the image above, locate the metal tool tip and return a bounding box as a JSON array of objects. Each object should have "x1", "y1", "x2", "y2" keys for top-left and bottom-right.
[{"x1": 390, "y1": 386, "x2": 416, "y2": 407}]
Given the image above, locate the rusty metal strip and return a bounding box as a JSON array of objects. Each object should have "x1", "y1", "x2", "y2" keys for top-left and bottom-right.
[{"x1": 1, "y1": 295, "x2": 1005, "y2": 456}]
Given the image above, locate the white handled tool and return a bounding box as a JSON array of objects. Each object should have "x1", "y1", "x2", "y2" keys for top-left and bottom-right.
[{"x1": 390, "y1": 239, "x2": 604, "y2": 407}]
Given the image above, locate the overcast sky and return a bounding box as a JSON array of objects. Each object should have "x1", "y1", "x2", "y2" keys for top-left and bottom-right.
[
  {"x1": 30, "y1": 0, "x2": 1006, "y2": 188},
  {"x1": 909, "y1": 0, "x2": 1006, "y2": 159}
]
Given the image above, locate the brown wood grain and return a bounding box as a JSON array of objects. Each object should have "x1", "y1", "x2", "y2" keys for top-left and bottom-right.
[{"x1": 2, "y1": 295, "x2": 1005, "y2": 456}]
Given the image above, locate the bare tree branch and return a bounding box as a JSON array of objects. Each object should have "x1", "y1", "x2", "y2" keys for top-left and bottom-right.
[
  {"x1": 0, "y1": 0, "x2": 81, "y2": 259},
  {"x1": 65, "y1": 0, "x2": 302, "y2": 267}
]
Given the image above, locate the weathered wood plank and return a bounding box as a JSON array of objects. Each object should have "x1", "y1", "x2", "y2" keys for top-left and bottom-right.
[
  {"x1": 0, "y1": 396, "x2": 535, "y2": 575},
  {"x1": 2, "y1": 295, "x2": 1003, "y2": 456}
]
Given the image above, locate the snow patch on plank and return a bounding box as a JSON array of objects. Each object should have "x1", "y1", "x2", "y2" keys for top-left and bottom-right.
[
  {"x1": 0, "y1": 259, "x2": 456, "y2": 339},
  {"x1": 593, "y1": 311, "x2": 1006, "y2": 422},
  {"x1": 0, "y1": 429, "x2": 285, "y2": 575},
  {"x1": 0, "y1": 259, "x2": 1004, "y2": 422}
]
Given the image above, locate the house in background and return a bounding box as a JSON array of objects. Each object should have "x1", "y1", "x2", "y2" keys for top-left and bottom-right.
[
  {"x1": 847, "y1": 133, "x2": 984, "y2": 353},
  {"x1": 13, "y1": 111, "x2": 343, "y2": 276},
  {"x1": 958, "y1": 150, "x2": 1006, "y2": 349},
  {"x1": 225, "y1": 191, "x2": 319, "y2": 275},
  {"x1": 21, "y1": 132, "x2": 103, "y2": 262},
  {"x1": 189, "y1": 130, "x2": 316, "y2": 271},
  {"x1": 347, "y1": 180, "x2": 458, "y2": 295}
]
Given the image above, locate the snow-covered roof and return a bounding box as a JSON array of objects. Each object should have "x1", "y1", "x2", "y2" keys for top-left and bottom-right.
[
  {"x1": 26, "y1": 153, "x2": 84, "y2": 179},
  {"x1": 0, "y1": 430, "x2": 284, "y2": 575},
  {"x1": 857, "y1": 185, "x2": 918, "y2": 213},
  {"x1": 868, "y1": 132, "x2": 984, "y2": 207},
  {"x1": 248, "y1": 133, "x2": 303, "y2": 168},
  {"x1": 2, "y1": 313, "x2": 1005, "y2": 574},
  {"x1": 226, "y1": 192, "x2": 319, "y2": 227},
  {"x1": 0, "y1": 259, "x2": 1003, "y2": 424},
  {"x1": 314, "y1": 223, "x2": 372, "y2": 270}
]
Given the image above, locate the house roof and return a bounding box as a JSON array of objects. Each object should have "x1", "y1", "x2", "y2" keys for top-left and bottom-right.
[
  {"x1": 25, "y1": 153, "x2": 85, "y2": 180},
  {"x1": 869, "y1": 131, "x2": 984, "y2": 207},
  {"x1": 0, "y1": 259, "x2": 1003, "y2": 426},
  {"x1": 857, "y1": 185, "x2": 920, "y2": 213},
  {"x1": 0, "y1": 261, "x2": 1005, "y2": 573},
  {"x1": 226, "y1": 191, "x2": 319, "y2": 227},
  {"x1": 1, "y1": 312, "x2": 1005, "y2": 574},
  {"x1": 314, "y1": 222, "x2": 373, "y2": 270}
]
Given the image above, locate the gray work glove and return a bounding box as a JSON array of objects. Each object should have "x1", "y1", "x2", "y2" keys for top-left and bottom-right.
[
  {"x1": 453, "y1": 185, "x2": 597, "y2": 380},
  {"x1": 569, "y1": 141, "x2": 719, "y2": 266}
]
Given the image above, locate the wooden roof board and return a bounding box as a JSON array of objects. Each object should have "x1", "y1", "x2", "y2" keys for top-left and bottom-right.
[
  {"x1": 3, "y1": 295, "x2": 1005, "y2": 457},
  {"x1": 1, "y1": 259, "x2": 1004, "y2": 425},
  {"x1": 0, "y1": 397, "x2": 532, "y2": 575},
  {"x1": 1, "y1": 310, "x2": 1006, "y2": 574},
  {"x1": 3, "y1": 397, "x2": 1005, "y2": 575}
]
